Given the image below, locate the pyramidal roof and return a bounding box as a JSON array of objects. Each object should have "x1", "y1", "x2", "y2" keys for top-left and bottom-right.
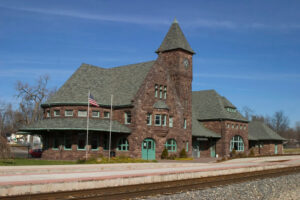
[{"x1": 156, "y1": 18, "x2": 195, "y2": 54}]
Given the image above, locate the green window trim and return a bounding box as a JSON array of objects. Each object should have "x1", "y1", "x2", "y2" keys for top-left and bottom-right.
[
  {"x1": 165, "y1": 139, "x2": 177, "y2": 152},
  {"x1": 117, "y1": 138, "x2": 129, "y2": 151},
  {"x1": 230, "y1": 135, "x2": 244, "y2": 152},
  {"x1": 125, "y1": 112, "x2": 131, "y2": 124},
  {"x1": 186, "y1": 141, "x2": 189, "y2": 152}
]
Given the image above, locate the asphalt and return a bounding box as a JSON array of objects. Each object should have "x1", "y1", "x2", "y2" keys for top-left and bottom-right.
[{"x1": 0, "y1": 155, "x2": 300, "y2": 197}]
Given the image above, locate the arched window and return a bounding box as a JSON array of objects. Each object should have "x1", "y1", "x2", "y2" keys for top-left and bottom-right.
[
  {"x1": 117, "y1": 138, "x2": 129, "y2": 151},
  {"x1": 230, "y1": 135, "x2": 244, "y2": 152},
  {"x1": 165, "y1": 139, "x2": 177, "y2": 152}
]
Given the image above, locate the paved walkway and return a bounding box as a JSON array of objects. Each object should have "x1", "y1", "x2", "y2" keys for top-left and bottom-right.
[{"x1": 0, "y1": 155, "x2": 300, "y2": 197}]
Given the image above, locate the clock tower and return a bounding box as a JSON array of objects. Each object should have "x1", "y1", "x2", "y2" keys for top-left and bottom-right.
[{"x1": 156, "y1": 18, "x2": 194, "y2": 112}]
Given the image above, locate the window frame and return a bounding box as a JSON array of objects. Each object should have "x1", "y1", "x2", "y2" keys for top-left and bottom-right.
[
  {"x1": 54, "y1": 110, "x2": 60, "y2": 117},
  {"x1": 165, "y1": 139, "x2": 177, "y2": 152},
  {"x1": 124, "y1": 111, "x2": 131, "y2": 124},
  {"x1": 104, "y1": 111, "x2": 110, "y2": 119},
  {"x1": 155, "y1": 84, "x2": 158, "y2": 98},
  {"x1": 117, "y1": 138, "x2": 129, "y2": 151},
  {"x1": 169, "y1": 117, "x2": 173, "y2": 128},
  {"x1": 92, "y1": 111, "x2": 100, "y2": 118},
  {"x1": 163, "y1": 86, "x2": 167, "y2": 99},
  {"x1": 46, "y1": 110, "x2": 50, "y2": 118},
  {"x1": 78, "y1": 110, "x2": 87, "y2": 117},
  {"x1": 184, "y1": 118, "x2": 187, "y2": 129},
  {"x1": 159, "y1": 85, "x2": 163, "y2": 99},
  {"x1": 155, "y1": 114, "x2": 162, "y2": 126},
  {"x1": 65, "y1": 110, "x2": 73, "y2": 117},
  {"x1": 147, "y1": 113, "x2": 152, "y2": 126},
  {"x1": 230, "y1": 135, "x2": 244, "y2": 152}
]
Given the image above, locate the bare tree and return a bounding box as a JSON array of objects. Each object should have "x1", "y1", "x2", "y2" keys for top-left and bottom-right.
[
  {"x1": 270, "y1": 111, "x2": 290, "y2": 134},
  {"x1": 16, "y1": 74, "x2": 51, "y2": 125},
  {"x1": 241, "y1": 106, "x2": 254, "y2": 120}
]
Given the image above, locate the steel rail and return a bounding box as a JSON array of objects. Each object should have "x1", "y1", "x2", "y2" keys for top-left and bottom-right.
[{"x1": 2, "y1": 166, "x2": 300, "y2": 200}]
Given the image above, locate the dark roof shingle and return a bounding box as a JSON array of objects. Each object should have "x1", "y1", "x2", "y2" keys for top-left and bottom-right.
[{"x1": 248, "y1": 121, "x2": 286, "y2": 141}]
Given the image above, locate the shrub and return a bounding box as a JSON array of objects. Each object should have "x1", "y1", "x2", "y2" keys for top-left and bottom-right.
[
  {"x1": 161, "y1": 148, "x2": 168, "y2": 159},
  {"x1": 168, "y1": 154, "x2": 177, "y2": 160},
  {"x1": 249, "y1": 149, "x2": 255, "y2": 157},
  {"x1": 179, "y1": 149, "x2": 187, "y2": 158},
  {"x1": 231, "y1": 149, "x2": 236, "y2": 158}
]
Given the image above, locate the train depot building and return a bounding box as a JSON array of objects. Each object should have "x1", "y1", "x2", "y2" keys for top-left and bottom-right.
[{"x1": 20, "y1": 20, "x2": 285, "y2": 160}]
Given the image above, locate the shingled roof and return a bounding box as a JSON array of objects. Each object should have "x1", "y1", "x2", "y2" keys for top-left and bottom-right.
[
  {"x1": 19, "y1": 118, "x2": 131, "y2": 133},
  {"x1": 42, "y1": 61, "x2": 155, "y2": 107},
  {"x1": 192, "y1": 90, "x2": 248, "y2": 122},
  {"x1": 156, "y1": 19, "x2": 195, "y2": 54},
  {"x1": 248, "y1": 121, "x2": 285, "y2": 141}
]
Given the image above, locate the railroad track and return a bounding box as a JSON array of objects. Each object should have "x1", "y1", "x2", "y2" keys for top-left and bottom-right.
[{"x1": 2, "y1": 166, "x2": 300, "y2": 200}]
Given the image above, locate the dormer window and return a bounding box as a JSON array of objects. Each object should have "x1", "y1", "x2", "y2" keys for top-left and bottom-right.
[
  {"x1": 125, "y1": 111, "x2": 131, "y2": 124},
  {"x1": 226, "y1": 107, "x2": 237, "y2": 113}
]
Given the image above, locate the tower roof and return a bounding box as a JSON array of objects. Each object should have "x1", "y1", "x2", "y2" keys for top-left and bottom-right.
[{"x1": 156, "y1": 18, "x2": 195, "y2": 54}]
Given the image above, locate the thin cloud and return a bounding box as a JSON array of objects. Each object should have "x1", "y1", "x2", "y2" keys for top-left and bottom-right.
[
  {"x1": 195, "y1": 73, "x2": 300, "y2": 81},
  {"x1": 0, "y1": 5, "x2": 169, "y2": 25}
]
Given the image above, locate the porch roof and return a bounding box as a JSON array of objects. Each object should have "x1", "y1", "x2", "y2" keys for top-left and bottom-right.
[
  {"x1": 192, "y1": 119, "x2": 221, "y2": 138},
  {"x1": 19, "y1": 118, "x2": 131, "y2": 134}
]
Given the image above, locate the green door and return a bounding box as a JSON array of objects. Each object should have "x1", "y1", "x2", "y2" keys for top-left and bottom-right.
[
  {"x1": 192, "y1": 140, "x2": 200, "y2": 158},
  {"x1": 275, "y1": 144, "x2": 278, "y2": 154},
  {"x1": 142, "y1": 138, "x2": 156, "y2": 160},
  {"x1": 210, "y1": 143, "x2": 216, "y2": 158}
]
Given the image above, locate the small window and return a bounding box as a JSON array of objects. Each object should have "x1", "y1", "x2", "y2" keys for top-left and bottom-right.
[
  {"x1": 54, "y1": 110, "x2": 60, "y2": 117},
  {"x1": 125, "y1": 111, "x2": 131, "y2": 124},
  {"x1": 64, "y1": 134, "x2": 72, "y2": 150},
  {"x1": 147, "y1": 113, "x2": 152, "y2": 125},
  {"x1": 184, "y1": 118, "x2": 187, "y2": 129},
  {"x1": 227, "y1": 123, "x2": 230, "y2": 128},
  {"x1": 240, "y1": 125, "x2": 243, "y2": 130},
  {"x1": 155, "y1": 84, "x2": 158, "y2": 98},
  {"x1": 117, "y1": 138, "x2": 129, "y2": 151},
  {"x1": 155, "y1": 114, "x2": 161, "y2": 126},
  {"x1": 186, "y1": 141, "x2": 189, "y2": 152},
  {"x1": 164, "y1": 86, "x2": 167, "y2": 99},
  {"x1": 104, "y1": 112, "x2": 110, "y2": 119},
  {"x1": 92, "y1": 111, "x2": 100, "y2": 118},
  {"x1": 65, "y1": 110, "x2": 73, "y2": 117},
  {"x1": 162, "y1": 115, "x2": 167, "y2": 126},
  {"x1": 169, "y1": 117, "x2": 173, "y2": 128},
  {"x1": 78, "y1": 110, "x2": 87, "y2": 117},
  {"x1": 244, "y1": 125, "x2": 247, "y2": 130},
  {"x1": 53, "y1": 137, "x2": 61, "y2": 150},
  {"x1": 77, "y1": 133, "x2": 86, "y2": 150},
  {"x1": 159, "y1": 85, "x2": 163, "y2": 99},
  {"x1": 235, "y1": 124, "x2": 238, "y2": 129},
  {"x1": 232, "y1": 124, "x2": 234, "y2": 129},
  {"x1": 165, "y1": 139, "x2": 177, "y2": 152},
  {"x1": 46, "y1": 110, "x2": 50, "y2": 118}
]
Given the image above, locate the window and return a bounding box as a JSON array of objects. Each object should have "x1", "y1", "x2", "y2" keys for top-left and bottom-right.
[
  {"x1": 164, "y1": 86, "x2": 167, "y2": 99},
  {"x1": 77, "y1": 133, "x2": 86, "y2": 150},
  {"x1": 165, "y1": 139, "x2": 177, "y2": 152},
  {"x1": 65, "y1": 110, "x2": 73, "y2": 117},
  {"x1": 169, "y1": 117, "x2": 173, "y2": 128},
  {"x1": 92, "y1": 111, "x2": 100, "y2": 118},
  {"x1": 103, "y1": 134, "x2": 109, "y2": 150},
  {"x1": 78, "y1": 110, "x2": 87, "y2": 117},
  {"x1": 155, "y1": 84, "x2": 158, "y2": 98},
  {"x1": 53, "y1": 137, "x2": 61, "y2": 150},
  {"x1": 104, "y1": 112, "x2": 110, "y2": 118},
  {"x1": 244, "y1": 125, "x2": 246, "y2": 130},
  {"x1": 232, "y1": 124, "x2": 234, "y2": 129},
  {"x1": 147, "y1": 113, "x2": 152, "y2": 125},
  {"x1": 226, "y1": 107, "x2": 237, "y2": 113},
  {"x1": 117, "y1": 138, "x2": 129, "y2": 151},
  {"x1": 155, "y1": 114, "x2": 161, "y2": 126},
  {"x1": 230, "y1": 135, "x2": 244, "y2": 152},
  {"x1": 186, "y1": 141, "x2": 189, "y2": 152},
  {"x1": 54, "y1": 110, "x2": 60, "y2": 117},
  {"x1": 89, "y1": 134, "x2": 99, "y2": 150},
  {"x1": 227, "y1": 124, "x2": 230, "y2": 128},
  {"x1": 64, "y1": 134, "x2": 72, "y2": 150},
  {"x1": 235, "y1": 124, "x2": 238, "y2": 129},
  {"x1": 46, "y1": 110, "x2": 50, "y2": 118},
  {"x1": 162, "y1": 115, "x2": 167, "y2": 126},
  {"x1": 184, "y1": 118, "x2": 187, "y2": 129},
  {"x1": 240, "y1": 125, "x2": 243, "y2": 130},
  {"x1": 159, "y1": 85, "x2": 163, "y2": 99},
  {"x1": 125, "y1": 111, "x2": 131, "y2": 124}
]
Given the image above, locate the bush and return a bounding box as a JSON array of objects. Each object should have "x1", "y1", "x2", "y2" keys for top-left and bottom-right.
[
  {"x1": 168, "y1": 154, "x2": 177, "y2": 160},
  {"x1": 161, "y1": 148, "x2": 168, "y2": 159},
  {"x1": 249, "y1": 149, "x2": 255, "y2": 157},
  {"x1": 179, "y1": 149, "x2": 187, "y2": 158},
  {"x1": 231, "y1": 149, "x2": 236, "y2": 158}
]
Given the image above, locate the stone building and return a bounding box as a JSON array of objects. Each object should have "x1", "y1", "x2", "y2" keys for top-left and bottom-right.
[{"x1": 19, "y1": 19, "x2": 285, "y2": 160}]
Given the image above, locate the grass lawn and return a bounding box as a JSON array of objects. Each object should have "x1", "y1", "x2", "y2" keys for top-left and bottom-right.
[
  {"x1": 284, "y1": 148, "x2": 300, "y2": 154},
  {"x1": 0, "y1": 159, "x2": 76, "y2": 166}
]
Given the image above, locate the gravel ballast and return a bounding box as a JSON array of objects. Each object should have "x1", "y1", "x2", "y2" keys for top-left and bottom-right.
[{"x1": 141, "y1": 172, "x2": 300, "y2": 200}]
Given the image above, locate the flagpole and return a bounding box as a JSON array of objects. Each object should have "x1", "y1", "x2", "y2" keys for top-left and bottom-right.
[
  {"x1": 108, "y1": 94, "x2": 113, "y2": 161},
  {"x1": 86, "y1": 90, "x2": 90, "y2": 160}
]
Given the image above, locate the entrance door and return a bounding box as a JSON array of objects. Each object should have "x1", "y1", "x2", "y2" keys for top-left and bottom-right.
[
  {"x1": 210, "y1": 143, "x2": 216, "y2": 158},
  {"x1": 192, "y1": 140, "x2": 200, "y2": 158},
  {"x1": 142, "y1": 138, "x2": 156, "y2": 160},
  {"x1": 274, "y1": 144, "x2": 278, "y2": 154}
]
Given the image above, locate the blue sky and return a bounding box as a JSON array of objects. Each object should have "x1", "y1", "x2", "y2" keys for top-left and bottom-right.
[{"x1": 0, "y1": 0, "x2": 299, "y2": 127}]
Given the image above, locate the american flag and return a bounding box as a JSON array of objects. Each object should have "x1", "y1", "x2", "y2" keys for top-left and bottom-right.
[{"x1": 89, "y1": 93, "x2": 99, "y2": 107}]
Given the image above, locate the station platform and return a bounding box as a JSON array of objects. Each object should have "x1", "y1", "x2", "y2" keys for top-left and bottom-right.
[{"x1": 0, "y1": 155, "x2": 300, "y2": 197}]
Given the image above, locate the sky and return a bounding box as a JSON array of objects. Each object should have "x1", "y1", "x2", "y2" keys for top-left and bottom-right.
[{"x1": 0, "y1": 0, "x2": 299, "y2": 127}]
